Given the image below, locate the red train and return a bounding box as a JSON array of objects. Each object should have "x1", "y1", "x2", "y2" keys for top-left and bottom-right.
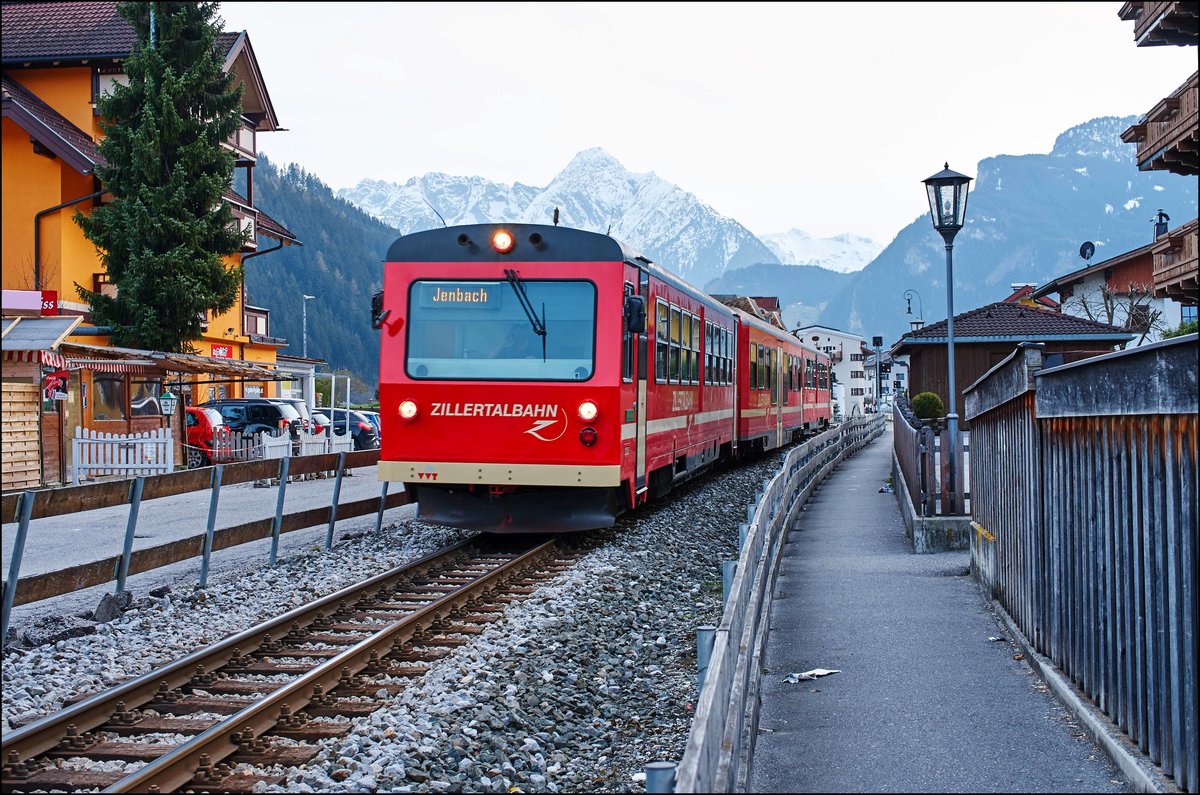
[{"x1": 373, "y1": 223, "x2": 831, "y2": 533}]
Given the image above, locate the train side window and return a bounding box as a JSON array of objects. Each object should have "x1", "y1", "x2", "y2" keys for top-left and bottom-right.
[
  {"x1": 669, "y1": 306, "x2": 682, "y2": 384},
  {"x1": 703, "y1": 322, "x2": 710, "y2": 385},
  {"x1": 680, "y1": 311, "x2": 692, "y2": 385},
  {"x1": 723, "y1": 329, "x2": 731, "y2": 385},
  {"x1": 655, "y1": 299, "x2": 669, "y2": 383},
  {"x1": 690, "y1": 314, "x2": 701, "y2": 383}
]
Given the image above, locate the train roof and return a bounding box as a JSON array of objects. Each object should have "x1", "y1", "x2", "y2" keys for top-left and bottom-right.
[
  {"x1": 385, "y1": 222, "x2": 737, "y2": 320},
  {"x1": 724, "y1": 303, "x2": 826, "y2": 357},
  {"x1": 385, "y1": 223, "x2": 640, "y2": 264}
]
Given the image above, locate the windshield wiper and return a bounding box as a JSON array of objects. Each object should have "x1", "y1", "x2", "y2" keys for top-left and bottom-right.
[{"x1": 503, "y1": 268, "x2": 547, "y2": 361}]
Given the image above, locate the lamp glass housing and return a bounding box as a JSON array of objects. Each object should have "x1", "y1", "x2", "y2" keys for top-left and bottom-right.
[{"x1": 923, "y1": 164, "x2": 972, "y2": 233}]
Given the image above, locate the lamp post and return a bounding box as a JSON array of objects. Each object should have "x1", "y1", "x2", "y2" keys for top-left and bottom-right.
[
  {"x1": 302, "y1": 294, "x2": 315, "y2": 358},
  {"x1": 160, "y1": 387, "x2": 180, "y2": 470},
  {"x1": 922, "y1": 162, "x2": 972, "y2": 515},
  {"x1": 903, "y1": 289, "x2": 925, "y2": 332}
]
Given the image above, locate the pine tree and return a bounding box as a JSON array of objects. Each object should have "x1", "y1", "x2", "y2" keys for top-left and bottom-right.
[{"x1": 75, "y1": 1, "x2": 246, "y2": 353}]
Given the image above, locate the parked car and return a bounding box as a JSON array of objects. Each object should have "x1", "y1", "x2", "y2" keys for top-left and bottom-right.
[
  {"x1": 359, "y1": 410, "x2": 382, "y2": 443},
  {"x1": 184, "y1": 406, "x2": 228, "y2": 468},
  {"x1": 311, "y1": 411, "x2": 332, "y2": 435},
  {"x1": 274, "y1": 397, "x2": 315, "y2": 433},
  {"x1": 317, "y1": 406, "x2": 380, "y2": 450},
  {"x1": 199, "y1": 398, "x2": 302, "y2": 439}
]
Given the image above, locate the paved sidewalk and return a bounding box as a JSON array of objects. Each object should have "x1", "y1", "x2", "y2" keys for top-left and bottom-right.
[{"x1": 748, "y1": 434, "x2": 1129, "y2": 793}]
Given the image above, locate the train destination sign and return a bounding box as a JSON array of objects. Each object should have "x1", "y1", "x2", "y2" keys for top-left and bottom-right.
[{"x1": 417, "y1": 282, "x2": 501, "y2": 309}]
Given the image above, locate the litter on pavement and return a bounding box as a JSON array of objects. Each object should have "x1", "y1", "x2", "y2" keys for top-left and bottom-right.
[{"x1": 783, "y1": 668, "x2": 841, "y2": 683}]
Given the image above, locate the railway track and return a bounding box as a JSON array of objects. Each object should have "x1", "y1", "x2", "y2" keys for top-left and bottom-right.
[{"x1": 1, "y1": 535, "x2": 577, "y2": 793}]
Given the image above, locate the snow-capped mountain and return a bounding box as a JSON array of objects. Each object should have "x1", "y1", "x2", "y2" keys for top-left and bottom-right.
[
  {"x1": 759, "y1": 229, "x2": 883, "y2": 274},
  {"x1": 819, "y1": 115, "x2": 1197, "y2": 346},
  {"x1": 336, "y1": 147, "x2": 780, "y2": 287}
]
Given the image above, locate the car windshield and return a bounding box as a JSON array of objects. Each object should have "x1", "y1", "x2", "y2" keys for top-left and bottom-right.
[
  {"x1": 312, "y1": 412, "x2": 330, "y2": 425},
  {"x1": 201, "y1": 408, "x2": 224, "y2": 426},
  {"x1": 405, "y1": 279, "x2": 596, "y2": 381}
]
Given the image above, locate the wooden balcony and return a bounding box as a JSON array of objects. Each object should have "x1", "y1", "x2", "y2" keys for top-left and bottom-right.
[
  {"x1": 1151, "y1": 217, "x2": 1199, "y2": 304},
  {"x1": 1121, "y1": 71, "x2": 1199, "y2": 176},
  {"x1": 1118, "y1": 1, "x2": 1199, "y2": 47}
]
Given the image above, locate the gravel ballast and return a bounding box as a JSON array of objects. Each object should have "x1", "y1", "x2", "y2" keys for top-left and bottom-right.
[{"x1": 2, "y1": 452, "x2": 787, "y2": 792}]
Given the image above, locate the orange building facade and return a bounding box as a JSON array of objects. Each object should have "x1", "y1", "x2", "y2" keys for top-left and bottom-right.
[{"x1": 1, "y1": 2, "x2": 299, "y2": 488}]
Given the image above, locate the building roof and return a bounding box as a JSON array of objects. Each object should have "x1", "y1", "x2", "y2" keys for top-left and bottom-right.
[
  {"x1": 1, "y1": 73, "x2": 101, "y2": 174},
  {"x1": 1031, "y1": 238, "x2": 1156, "y2": 300},
  {"x1": 1, "y1": 1, "x2": 135, "y2": 63},
  {"x1": 890, "y1": 301, "x2": 1134, "y2": 356},
  {"x1": 1, "y1": 314, "x2": 83, "y2": 350},
  {"x1": 2, "y1": 1, "x2": 281, "y2": 130},
  {"x1": 1003, "y1": 284, "x2": 1060, "y2": 309}
]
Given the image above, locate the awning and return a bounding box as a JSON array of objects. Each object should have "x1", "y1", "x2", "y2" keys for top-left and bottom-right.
[
  {"x1": 56, "y1": 341, "x2": 292, "y2": 380},
  {"x1": 2, "y1": 315, "x2": 83, "y2": 350}
]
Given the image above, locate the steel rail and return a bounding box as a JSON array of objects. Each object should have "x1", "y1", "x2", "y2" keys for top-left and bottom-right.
[
  {"x1": 0, "y1": 538, "x2": 478, "y2": 766},
  {"x1": 105, "y1": 538, "x2": 558, "y2": 793}
]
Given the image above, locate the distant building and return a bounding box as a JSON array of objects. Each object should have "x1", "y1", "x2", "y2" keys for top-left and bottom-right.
[{"x1": 792, "y1": 324, "x2": 869, "y2": 418}]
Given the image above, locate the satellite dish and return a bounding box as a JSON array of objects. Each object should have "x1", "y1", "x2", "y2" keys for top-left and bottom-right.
[{"x1": 1080, "y1": 241, "x2": 1095, "y2": 261}]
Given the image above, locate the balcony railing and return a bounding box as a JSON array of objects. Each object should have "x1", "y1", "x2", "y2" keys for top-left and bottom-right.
[
  {"x1": 1119, "y1": 1, "x2": 1200, "y2": 47},
  {"x1": 1151, "y1": 217, "x2": 1199, "y2": 302},
  {"x1": 1121, "y1": 71, "x2": 1199, "y2": 176},
  {"x1": 223, "y1": 120, "x2": 257, "y2": 162}
]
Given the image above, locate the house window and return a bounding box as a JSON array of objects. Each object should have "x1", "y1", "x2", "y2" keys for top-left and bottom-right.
[
  {"x1": 130, "y1": 379, "x2": 163, "y2": 416},
  {"x1": 1182, "y1": 305, "x2": 1198, "y2": 325},
  {"x1": 93, "y1": 273, "x2": 117, "y2": 298},
  {"x1": 92, "y1": 375, "x2": 126, "y2": 421}
]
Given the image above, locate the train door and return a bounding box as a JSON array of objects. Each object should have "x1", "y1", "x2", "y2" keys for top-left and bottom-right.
[
  {"x1": 773, "y1": 345, "x2": 784, "y2": 448},
  {"x1": 635, "y1": 273, "x2": 650, "y2": 495}
]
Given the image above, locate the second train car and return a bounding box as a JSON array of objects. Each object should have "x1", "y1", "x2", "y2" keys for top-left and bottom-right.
[{"x1": 373, "y1": 222, "x2": 832, "y2": 533}]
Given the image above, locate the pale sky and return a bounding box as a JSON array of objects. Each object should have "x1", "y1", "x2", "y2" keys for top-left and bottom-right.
[{"x1": 217, "y1": 1, "x2": 1197, "y2": 245}]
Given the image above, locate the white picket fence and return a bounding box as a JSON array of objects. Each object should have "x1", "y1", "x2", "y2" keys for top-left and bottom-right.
[
  {"x1": 213, "y1": 427, "x2": 354, "y2": 463},
  {"x1": 72, "y1": 426, "x2": 173, "y2": 484},
  {"x1": 73, "y1": 426, "x2": 359, "y2": 483}
]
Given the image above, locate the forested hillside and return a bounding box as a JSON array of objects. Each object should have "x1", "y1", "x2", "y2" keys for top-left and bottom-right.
[{"x1": 245, "y1": 155, "x2": 399, "y2": 387}]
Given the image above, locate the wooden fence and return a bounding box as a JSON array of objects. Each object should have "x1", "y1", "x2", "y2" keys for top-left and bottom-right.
[{"x1": 965, "y1": 337, "x2": 1197, "y2": 793}]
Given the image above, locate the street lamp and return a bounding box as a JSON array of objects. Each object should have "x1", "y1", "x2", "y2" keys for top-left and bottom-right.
[
  {"x1": 159, "y1": 389, "x2": 179, "y2": 417},
  {"x1": 923, "y1": 162, "x2": 972, "y2": 515},
  {"x1": 302, "y1": 294, "x2": 315, "y2": 358},
  {"x1": 903, "y1": 289, "x2": 925, "y2": 332}
]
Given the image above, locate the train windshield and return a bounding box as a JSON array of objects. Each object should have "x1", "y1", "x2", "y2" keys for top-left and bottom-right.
[{"x1": 406, "y1": 279, "x2": 596, "y2": 381}]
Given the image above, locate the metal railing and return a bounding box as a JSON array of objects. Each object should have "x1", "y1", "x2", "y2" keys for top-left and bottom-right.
[
  {"x1": 669, "y1": 414, "x2": 886, "y2": 793},
  {"x1": 964, "y1": 336, "x2": 1197, "y2": 793},
  {"x1": 2, "y1": 450, "x2": 411, "y2": 641}
]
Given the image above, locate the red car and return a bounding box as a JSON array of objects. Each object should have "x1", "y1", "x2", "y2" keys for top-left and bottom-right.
[{"x1": 184, "y1": 406, "x2": 231, "y2": 468}]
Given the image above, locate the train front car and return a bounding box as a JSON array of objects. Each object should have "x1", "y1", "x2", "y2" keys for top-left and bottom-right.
[{"x1": 376, "y1": 223, "x2": 639, "y2": 533}]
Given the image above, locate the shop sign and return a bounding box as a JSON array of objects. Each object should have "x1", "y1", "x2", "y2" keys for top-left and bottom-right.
[
  {"x1": 211, "y1": 344, "x2": 232, "y2": 359},
  {"x1": 43, "y1": 369, "x2": 69, "y2": 400}
]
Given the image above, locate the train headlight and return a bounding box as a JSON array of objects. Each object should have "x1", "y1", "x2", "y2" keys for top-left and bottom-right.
[
  {"x1": 577, "y1": 400, "x2": 598, "y2": 422},
  {"x1": 579, "y1": 427, "x2": 598, "y2": 447},
  {"x1": 492, "y1": 230, "x2": 515, "y2": 254},
  {"x1": 398, "y1": 400, "x2": 419, "y2": 421}
]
